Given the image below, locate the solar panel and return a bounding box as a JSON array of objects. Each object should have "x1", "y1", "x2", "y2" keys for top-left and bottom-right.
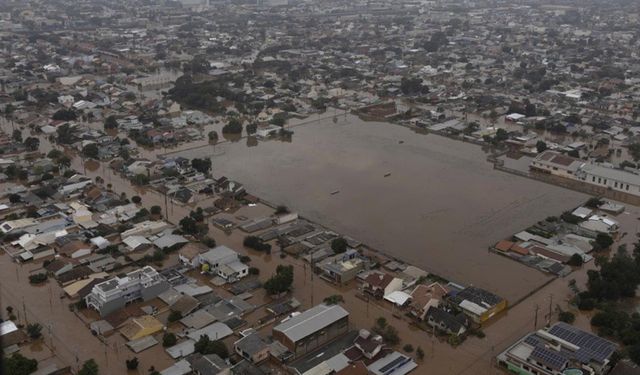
[
  {"x1": 379, "y1": 355, "x2": 411, "y2": 375},
  {"x1": 549, "y1": 323, "x2": 616, "y2": 364},
  {"x1": 530, "y1": 346, "x2": 568, "y2": 371}
]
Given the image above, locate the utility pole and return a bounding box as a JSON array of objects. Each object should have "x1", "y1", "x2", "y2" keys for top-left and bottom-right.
[{"x1": 547, "y1": 294, "x2": 554, "y2": 327}]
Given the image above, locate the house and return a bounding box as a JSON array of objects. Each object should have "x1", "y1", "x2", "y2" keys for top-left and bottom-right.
[
  {"x1": 497, "y1": 322, "x2": 617, "y2": 375},
  {"x1": 120, "y1": 315, "x2": 164, "y2": 341},
  {"x1": 187, "y1": 353, "x2": 230, "y2": 375},
  {"x1": 198, "y1": 246, "x2": 248, "y2": 282},
  {"x1": 529, "y1": 151, "x2": 582, "y2": 179},
  {"x1": 448, "y1": 286, "x2": 506, "y2": 324},
  {"x1": 272, "y1": 303, "x2": 349, "y2": 359},
  {"x1": 335, "y1": 362, "x2": 368, "y2": 375},
  {"x1": 353, "y1": 329, "x2": 384, "y2": 359},
  {"x1": 367, "y1": 351, "x2": 418, "y2": 375},
  {"x1": 362, "y1": 272, "x2": 403, "y2": 299},
  {"x1": 178, "y1": 242, "x2": 209, "y2": 268},
  {"x1": 409, "y1": 282, "x2": 449, "y2": 320},
  {"x1": 45, "y1": 258, "x2": 74, "y2": 277},
  {"x1": 234, "y1": 332, "x2": 270, "y2": 364},
  {"x1": 319, "y1": 249, "x2": 367, "y2": 285},
  {"x1": 85, "y1": 266, "x2": 170, "y2": 317},
  {"x1": 425, "y1": 306, "x2": 467, "y2": 336}
]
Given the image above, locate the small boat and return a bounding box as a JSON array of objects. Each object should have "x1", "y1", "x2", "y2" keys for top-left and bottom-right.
[
  {"x1": 331, "y1": 190, "x2": 340, "y2": 195},
  {"x1": 384, "y1": 173, "x2": 391, "y2": 177}
]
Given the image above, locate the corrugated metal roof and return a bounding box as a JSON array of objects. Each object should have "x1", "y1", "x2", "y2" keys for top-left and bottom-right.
[{"x1": 274, "y1": 304, "x2": 348, "y2": 342}]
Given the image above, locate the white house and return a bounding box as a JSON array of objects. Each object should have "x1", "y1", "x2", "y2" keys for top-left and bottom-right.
[{"x1": 197, "y1": 246, "x2": 248, "y2": 282}]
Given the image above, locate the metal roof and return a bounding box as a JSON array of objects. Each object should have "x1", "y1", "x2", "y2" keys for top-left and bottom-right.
[{"x1": 274, "y1": 304, "x2": 349, "y2": 342}]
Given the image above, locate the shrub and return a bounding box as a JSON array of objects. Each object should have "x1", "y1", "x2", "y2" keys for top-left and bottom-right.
[
  {"x1": 249, "y1": 267, "x2": 260, "y2": 275},
  {"x1": 559, "y1": 311, "x2": 576, "y2": 324},
  {"x1": 27, "y1": 323, "x2": 42, "y2": 339},
  {"x1": 125, "y1": 357, "x2": 139, "y2": 370},
  {"x1": 168, "y1": 311, "x2": 182, "y2": 323},
  {"x1": 243, "y1": 236, "x2": 271, "y2": 252},
  {"x1": 403, "y1": 344, "x2": 414, "y2": 353},
  {"x1": 323, "y1": 295, "x2": 344, "y2": 305},
  {"x1": 567, "y1": 254, "x2": 583, "y2": 267},
  {"x1": 330, "y1": 237, "x2": 348, "y2": 254},
  {"x1": 29, "y1": 273, "x2": 48, "y2": 284},
  {"x1": 416, "y1": 346, "x2": 425, "y2": 360},
  {"x1": 131, "y1": 196, "x2": 142, "y2": 204},
  {"x1": 163, "y1": 332, "x2": 177, "y2": 347}
]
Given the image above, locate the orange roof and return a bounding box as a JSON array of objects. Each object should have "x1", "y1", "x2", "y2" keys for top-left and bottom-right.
[
  {"x1": 509, "y1": 244, "x2": 529, "y2": 256},
  {"x1": 495, "y1": 240, "x2": 514, "y2": 252}
]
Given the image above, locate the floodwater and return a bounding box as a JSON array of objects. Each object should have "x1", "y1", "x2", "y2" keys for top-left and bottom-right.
[{"x1": 173, "y1": 114, "x2": 587, "y2": 302}]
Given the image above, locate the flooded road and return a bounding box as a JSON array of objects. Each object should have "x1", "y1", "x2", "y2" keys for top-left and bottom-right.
[{"x1": 173, "y1": 114, "x2": 587, "y2": 302}]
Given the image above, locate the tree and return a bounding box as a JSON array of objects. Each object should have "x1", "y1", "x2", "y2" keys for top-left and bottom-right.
[
  {"x1": 585, "y1": 197, "x2": 603, "y2": 208},
  {"x1": 275, "y1": 205, "x2": 289, "y2": 215},
  {"x1": 416, "y1": 346, "x2": 425, "y2": 360},
  {"x1": 179, "y1": 216, "x2": 198, "y2": 235},
  {"x1": 78, "y1": 359, "x2": 98, "y2": 375},
  {"x1": 132, "y1": 174, "x2": 149, "y2": 186},
  {"x1": 125, "y1": 358, "x2": 139, "y2": 370},
  {"x1": 630, "y1": 143, "x2": 640, "y2": 162},
  {"x1": 26, "y1": 323, "x2": 42, "y2": 339},
  {"x1": 323, "y1": 295, "x2": 344, "y2": 305},
  {"x1": 625, "y1": 344, "x2": 640, "y2": 367},
  {"x1": 535, "y1": 140, "x2": 547, "y2": 153},
  {"x1": 331, "y1": 237, "x2": 348, "y2": 254},
  {"x1": 243, "y1": 236, "x2": 271, "y2": 252},
  {"x1": 375, "y1": 317, "x2": 388, "y2": 332},
  {"x1": 400, "y1": 77, "x2": 428, "y2": 95},
  {"x1": 150, "y1": 205, "x2": 162, "y2": 216},
  {"x1": 163, "y1": 332, "x2": 177, "y2": 347},
  {"x1": 246, "y1": 123, "x2": 257, "y2": 135},
  {"x1": 4, "y1": 353, "x2": 38, "y2": 375},
  {"x1": 58, "y1": 155, "x2": 71, "y2": 169},
  {"x1": 12, "y1": 129, "x2": 22, "y2": 143},
  {"x1": 495, "y1": 128, "x2": 508, "y2": 142},
  {"x1": 82, "y1": 143, "x2": 99, "y2": 159},
  {"x1": 104, "y1": 115, "x2": 118, "y2": 130},
  {"x1": 567, "y1": 253, "x2": 583, "y2": 267},
  {"x1": 52, "y1": 109, "x2": 77, "y2": 121},
  {"x1": 222, "y1": 118, "x2": 242, "y2": 134},
  {"x1": 208, "y1": 131, "x2": 218, "y2": 142},
  {"x1": 558, "y1": 311, "x2": 575, "y2": 324},
  {"x1": 47, "y1": 149, "x2": 63, "y2": 160},
  {"x1": 8, "y1": 194, "x2": 21, "y2": 203},
  {"x1": 168, "y1": 310, "x2": 182, "y2": 323},
  {"x1": 24, "y1": 137, "x2": 39, "y2": 152},
  {"x1": 194, "y1": 335, "x2": 229, "y2": 358},
  {"x1": 594, "y1": 233, "x2": 614, "y2": 251},
  {"x1": 131, "y1": 196, "x2": 142, "y2": 204},
  {"x1": 264, "y1": 265, "x2": 294, "y2": 295},
  {"x1": 403, "y1": 344, "x2": 414, "y2": 353},
  {"x1": 191, "y1": 158, "x2": 212, "y2": 174}
]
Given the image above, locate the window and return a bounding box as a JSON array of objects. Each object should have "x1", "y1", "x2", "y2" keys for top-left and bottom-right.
[
  {"x1": 627, "y1": 185, "x2": 630, "y2": 191},
  {"x1": 615, "y1": 182, "x2": 618, "y2": 188},
  {"x1": 592, "y1": 176, "x2": 595, "y2": 182}
]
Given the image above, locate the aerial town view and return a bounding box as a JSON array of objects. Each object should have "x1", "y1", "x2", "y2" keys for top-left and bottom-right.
[{"x1": 2, "y1": 0, "x2": 640, "y2": 375}]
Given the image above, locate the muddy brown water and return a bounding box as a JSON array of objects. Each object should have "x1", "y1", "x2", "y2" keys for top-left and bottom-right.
[{"x1": 172, "y1": 114, "x2": 588, "y2": 303}]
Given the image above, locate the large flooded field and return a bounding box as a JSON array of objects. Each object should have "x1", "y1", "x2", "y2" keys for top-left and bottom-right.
[{"x1": 174, "y1": 115, "x2": 587, "y2": 302}]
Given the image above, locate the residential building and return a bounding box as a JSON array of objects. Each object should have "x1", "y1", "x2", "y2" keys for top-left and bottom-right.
[
  {"x1": 448, "y1": 286, "x2": 506, "y2": 324},
  {"x1": 409, "y1": 282, "x2": 449, "y2": 320},
  {"x1": 319, "y1": 249, "x2": 367, "y2": 285},
  {"x1": 530, "y1": 151, "x2": 582, "y2": 179},
  {"x1": 362, "y1": 272, "x2": 403, "y2": 299},
  {"x1": 234, "y1": 332, "x2": 270, "y2": 364},
  {"x1": 367, "y1": 351, "x2": 418, "y2": 375},
  {"x1": 425, "y1": 306, "x2": 467, "y2": 336},
  {"x1": 85, "y1": 266, "x2": 170, "y2": 317},
  {"x1": 497, "y1": 322, "x2": 617, "y2": 375},
  {"x1": 198, "y1": 245, "x2": 248, "y2": 282},
  {"x1": 272, "y1": 303, "x2": 349, "y2": 359}
]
